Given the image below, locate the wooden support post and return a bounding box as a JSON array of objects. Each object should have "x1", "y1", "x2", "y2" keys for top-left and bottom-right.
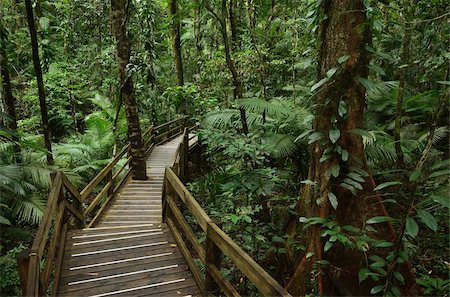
[
  {"x1": 205, "y1": 220, "x2": 223, "y2": 295},
  {"x1": 183, "y1": 127, "x2": 189, "y2": 180},
  {"x1": 17, "y1": 248, "x2": 30, "y2": 296},
  {"x1": 106, "y1": 170, "x2": 114, "y2": 198}
]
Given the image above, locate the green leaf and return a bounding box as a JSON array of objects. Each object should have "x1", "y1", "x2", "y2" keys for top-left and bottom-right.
[
  {"x1": 0, "y1": 216, "x2": 11, "y2": 225},
  {"x1": 328, "y1": 192, "x2": 338, "y2": 209},
  {"x1": 373, "y1": 181, "x2": 402, "y2": 191},
  {"x1": 417, "y1": 209, "x2": 437, "y2": 231},
  {"x1": 341, "y1": 149, "x2": 349, "y2": 161},
  {"x1": 340, "y1": 182, "x2": 356, "y2": 195},
  {"x1": 306, "y1": 251, "x2": 314, "y2": 258},
  {"x1": 366, "y1": 216, "x2": 393, "y2": 224},
  {"x1": 348, "y1": 172, "x2": 365, "y2": 182},
  {"x1": 324, "y1": 241, "x2": 333, "y2": 252},
  {"x1": 358, "y1": 268, "x2": 370, "y2": 283},
  {"x1": 338, "y1": 55, "x2": 351, "y2": 64},
  {"x1": 331, "y1": 164, "x2": 340, "y2": 177},
  {"x1": 409, "y1": 169, "x2": 421, "y2": 181},
  {"x1": 338, "y1": 100, "x2": 348, "y2": 117},
  {"x1": 394, "y1": 271, "x2": 405, "y2": 284},
  {"x1": 39, "y1": 17, "x2": 50, "y2": 31},
  {"x1": 326, "y1": 68, "x2": 337, "y2": 79},
  {"x1": 376, "y1": 241, "x2": 394, "y2": 248},
  {"x1": 343, "y1": 178, "x2": 363, "y2": 190},
  {"x1": 405, "y1": 218, "x2": 419, "y2": 237},
  {"x1": 391, "y1": 286, "x2": 401, "y2": 297},
  {"x1": 308, "y1": 132, "x2": 324, "y2": 144},
  {"x1": 311, "y1": 77, "x2": 328, "y2": 92},
  {"x1": 329, "y1": 129, "x2": 340, "y2": 144},
  {"x1": 272, "y1": 236, "x2": 284, "y2": 243},
  {"x1": 370, "y1": 285, "x2": 384, "y2": 294}
]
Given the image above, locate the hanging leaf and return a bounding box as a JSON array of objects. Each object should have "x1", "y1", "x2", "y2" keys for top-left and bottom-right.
[
  {"x1": 417, "y1": 209, "x2": 437, "y2": 231},
  {"x1": 366, "y1": 216, "x2": 393, "y2": 224},
  {"x1": 338, "y1": 100, "x2": 347, "y2": 117},
  {"x1": 326, "y1": 68, "x2": 337, "y2": 79},
  {"x1": 311, "y1": 77, "x2": 328, "y2": 92},
  {"x1": 341, "y1": 149, "x2": 349, "y2": 161},
  {"x1": 409, "y1": 169, "x2": 421, "y2": 182},
  {"x1": 405, "y1": 217, "x2": 419, "y2": 237},
  {"x1": 328, "y1": 192, "x2": 338, "y2": 209},
  {"x1": 373, "y1": 181, "x2": 402, "y2": 191},
  {"x1": 331, "y1": 164, "x2": 340, "y2": 177},
  {"x1": 358, "y1": 268, "x2": 370, "y2": 283},
  {"x1": 308, "y1": 132, "x2": 324, "y2": 144},
  {"x1": 338, "y1": 55, "x2": 351, "y2": 64},
  {"x1": 329, "y1": 129, "x2": 340, "y2": 144},
  {"x1": 324, "y1": 241, "x2": 333, "y2": 252}
]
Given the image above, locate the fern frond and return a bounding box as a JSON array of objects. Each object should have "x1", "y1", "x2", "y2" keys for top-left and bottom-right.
[{"x1": 265, "y1": 134, "x2": 298, "y2": 158}]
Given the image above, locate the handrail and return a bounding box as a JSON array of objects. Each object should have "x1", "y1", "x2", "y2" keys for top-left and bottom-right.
[
  {"x1": 162, "y1": 127, "x2": 292, "y2": 297},
  {"x1": 19, "y1": 117, "x2": 188, "y2": 296}
]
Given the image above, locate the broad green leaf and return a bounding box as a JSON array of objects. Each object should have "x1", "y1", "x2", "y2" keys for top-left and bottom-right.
[
  {"x1": 358, "y1": 268, "x2": 370, "y2": 283},
  {"x1": 405, "y1": 218, "x2": 419, "y2": 237},
  {"x1": 338, "y1": 100, "x2": 347, "y2": 117},
  {"x1": 394, "y1": 271, "x2": 405, "y2": 284},
  {"x1": 272, "y1": 236, "x2": 284, "y2": 243},
  {"x1": 409, "y1": 169, "x2": 421, "y2": 181},
  {"x1": 326, "y1": 68, "x2": 337, "y2": 78},
  {"x1": 348, "y1": 172, "x2": 365, "y2": 182},
  {"x1": 324, "y1": 241, "x2": 333, "y2": 252},
  {"x1": 329, "y1": 129, "x2": 340, "y2": 144},
  {"x1": 331, "y1": 164, "x2": 340, "y2": 177},
  {"x1": 373, "y1": 181, "x2": 402, "y2": 191},
  {"x1": 311, "y1": 77, "x2": 328, "y2": 92},
  {"x1": 370, "y1": 285, "x2": 384, "y2": 294},
  {"x1": 376, "y1": 241, "x2": 394, "y2": 248},
  {"x1": 417, "y1": 209, "x2": 437, "y2": 231},
  {"x1": 328, "y1": 192, "x2": 338, "y2": 209},
  {"x1": 0, "y1": 216, "x2": 11, "y2": 225},
  {"x1": 366, "y1": 216, "x2": 393, "y2": 224},
  {"x1": 341, "y1": 149, "x2": 349, "y2": 161},
  {"x1": 338, "y1": 55, "x2": 351, "y2": 64},
  {"x1": 340, "y1": 182, "x2": 356, "y2": 195},
  {"x1": 308, "y1": 132, "x2": 324, "y2": 144}
]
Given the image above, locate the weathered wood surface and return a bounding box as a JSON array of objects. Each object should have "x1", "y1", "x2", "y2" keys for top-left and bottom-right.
[{"x1": 56, "y1": 136, "x2": 201, "y2": 297}]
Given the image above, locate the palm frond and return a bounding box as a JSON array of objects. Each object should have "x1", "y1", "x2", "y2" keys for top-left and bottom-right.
[
  {"x1": 357, "y1": 78, "x2": 399, "y2": 101},
  {"x1": 265, "y1": 134, "x2": 298, "y2": 158},
  {"x1": 237, "y1": 99, "x2": 290, "y2": 117}
]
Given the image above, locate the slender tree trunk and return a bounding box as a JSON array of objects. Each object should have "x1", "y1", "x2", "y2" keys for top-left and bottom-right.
[
  {"x1": 193, "y1": 0, "x2": 202, "y2": 78},
  {"x1": 168, "y1": 0, "x2": 184, "y2": 86},
  {"x1": 285, "y1": 1, "x2": 419, "y2": 295},
  {"x1": 24, "y1": 0, "x2": 53, "y2": 165},
  {"x1": 394, "y1": 2, "x2": 414, "y2": 169},
  {"x1": 111, "y1": 0, "x2": 147, "y2": 180},
  {"x1": 205, "y1": 0, "x2": 247, "y2": 134},
  {"x1": 0, "y1": 50, "x2": 21, "y2": 162},
  {"x1": 228, "y1": 0, "x2": 238, "y2": 50}
]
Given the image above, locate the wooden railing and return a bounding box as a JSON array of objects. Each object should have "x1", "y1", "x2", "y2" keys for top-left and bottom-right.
[
  {"x1": 19, "y1": 117, "x2": 187, "y2": 296},
  {"x1": 18, "y1": 171, "x2": 84, "y2": 297},
  {"x1": 162, "y1": 129, "x2": 292, "y2": 297}
]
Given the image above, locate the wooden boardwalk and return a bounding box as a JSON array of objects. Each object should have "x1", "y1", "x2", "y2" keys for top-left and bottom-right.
[{"x1": 57, "y1": 137, "x2": 201, "y2": 297}]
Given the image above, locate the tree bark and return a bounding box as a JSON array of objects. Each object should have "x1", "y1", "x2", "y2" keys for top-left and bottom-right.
[
  {"x1": 24, "y1": 0, "x2": 53, "y2": 165},
  {"x1": 111, "y1": 0, "x2": 147, "y2": 180},
  {"x1": 168, "y1": 0, "x2": 184, "y2": 87},
  {"x1": 394, "y1": 2, "x2": 415, "y2": 169},
  {"x1": 0, "y1": 47, "x2": 21, "y2": 162},
  {"x1": 193, "y1": 0, "x2": 202, "y2": 77},
  {"x1": 205, "y1": 0, "x2": 248, "y2": 134},
  {"x1": 285, "y1": 1, "x2": 419, "y2": 295},
  {"x1": 228, "y1": 0, "x2": 238, "y2": 50}
]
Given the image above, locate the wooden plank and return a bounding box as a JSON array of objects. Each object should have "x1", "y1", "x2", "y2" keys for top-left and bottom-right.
[
  {"x1": 207, "y1": 263, "x2": 240, "y2": 297},
  {"x1": 167, "y1": 196, "x2": 206, "y2": 263},
  {"x1": 166, "y1": 217, "x2": 206, "y2": 296},
  {"x1": 52, "y1": 223, "x2": 68, "y2": 297},
  {"x1": 165, "y1": 168, "x2": 210, "y2": 232},
  {"x1": 207, "y1": 222, "x2": 292, "y2": 297}
]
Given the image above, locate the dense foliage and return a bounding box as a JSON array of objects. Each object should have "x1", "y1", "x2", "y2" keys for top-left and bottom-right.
[{"x1": 0, "y1": 0, "x2": 448, "y2": 296}]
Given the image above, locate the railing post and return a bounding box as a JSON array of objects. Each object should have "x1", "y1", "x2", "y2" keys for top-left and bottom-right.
[
  {"x1": 17, "y1": 248, "x2": 30, "y2": 296},
  {"x1": 106, "y1": 170, "x2": 114, "y2": 199},
  {"x1": 183, "y1": 127, "x2": 189, "y2": 180},
  {"x1": 205, "y1": 220, "x2": 223, "y2": 296}
]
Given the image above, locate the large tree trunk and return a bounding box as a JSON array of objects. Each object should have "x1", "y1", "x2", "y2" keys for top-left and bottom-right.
[
  {"x1": 24, "y1": 0, "x2": 53, "y2": 165},
  {"x1": 193, "y1": 0, "x2": 202, "y2": 78},
  {"x1": 111, "y1": 0, "x2": 147, "y2": 180},
  {"x1": 285, "y1": 1, "x2": 419, "y2": 295}
]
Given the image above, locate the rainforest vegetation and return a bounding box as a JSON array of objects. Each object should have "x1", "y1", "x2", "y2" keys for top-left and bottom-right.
[{"x1": 0, "y1": 0, "x2": 449, "y2": 296}]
